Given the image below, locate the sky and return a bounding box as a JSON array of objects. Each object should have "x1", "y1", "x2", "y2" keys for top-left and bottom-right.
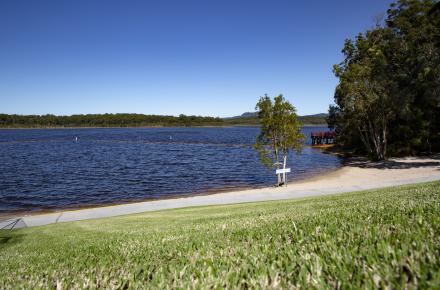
[{"x1": 0, "y1": 0, "x2": 395, "y2": 117}]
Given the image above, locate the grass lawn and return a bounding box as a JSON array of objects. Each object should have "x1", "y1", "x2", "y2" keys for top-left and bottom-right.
[{"x1": 1, "y1": 181, "x2": 439, "y2": 288}]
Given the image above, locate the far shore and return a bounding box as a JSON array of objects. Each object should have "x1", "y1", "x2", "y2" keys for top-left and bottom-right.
[
  {"x1": 2, "y1": 155, "x2": 438, "y2": 228},
  {"x1": 0, "y1": 124, "x2": 327, "y2": 130}
]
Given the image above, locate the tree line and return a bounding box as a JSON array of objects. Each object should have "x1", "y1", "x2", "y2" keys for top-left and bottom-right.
[
  {"x1": 328, "y1": 0, "x2": 440, "y2": 160},
  {"x1": 0, "y1": 113, "x2": 328, "y2": 128},
  {"x1": 0, "y1": 113, "x2": 224, "y2": 128}
]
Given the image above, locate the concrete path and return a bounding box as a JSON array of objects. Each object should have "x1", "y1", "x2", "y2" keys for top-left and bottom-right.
[{"x1": 1, "y1": 157, "x2": 439, "y2": 228}]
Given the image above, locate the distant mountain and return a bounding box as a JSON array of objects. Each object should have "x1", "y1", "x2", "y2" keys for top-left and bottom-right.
[
  {"x1": 238, "y1": 112, "x2": 258, "y2": 118},
  {"x1": 223, "y1": 112, "x2": 328, "y2": 125},
  {"x1": 225, "y1": 112, "x2": 328, "y2": 119},
  {"x1": 299, "y1": 113, "x2": 328, "y2": 125},
  {"x1": 223, "y1": 112, "x2": 257, "y2": 119},
  {"x1": 304, "y1": 113, "x2": 328, "y2": 118}
]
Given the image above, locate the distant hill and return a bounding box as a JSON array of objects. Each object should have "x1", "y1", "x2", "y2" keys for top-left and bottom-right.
[
  {"x1": 304, "y1": 113, "x2": 328, "y2": 118},
  {"x1": 222, "y1": 112, "x2": 256, "y2": 119},
  {"x1": 238, "y1": 112, "x2": 257, "y2": 118},
  {"x1": 223, "y1": 112, "x2": 328, "y2": 125}
]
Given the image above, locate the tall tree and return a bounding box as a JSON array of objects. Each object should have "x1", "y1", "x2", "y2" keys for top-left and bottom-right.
[
  {"x1": 254, "y1": 94, "x2": 305, "y2": 186},
  {"x1": 333, "y1": 28, "x2": 398, "y2": 160},
  {"x1": 330, "y1": 0, "x2": 440, "y2": 159},
  {"x1": 386, "y1": 0, "x2": 440, "y2": 153}
]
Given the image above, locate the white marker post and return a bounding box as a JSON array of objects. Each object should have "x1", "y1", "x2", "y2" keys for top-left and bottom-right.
[{"x1": 275, "y1": 168, "x2": 291, "y2": 186}]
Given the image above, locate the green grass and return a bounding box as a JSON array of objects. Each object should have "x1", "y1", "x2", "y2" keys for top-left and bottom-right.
[{"x1": 1, "y1": 182, "x2": 440, "y2": 288}]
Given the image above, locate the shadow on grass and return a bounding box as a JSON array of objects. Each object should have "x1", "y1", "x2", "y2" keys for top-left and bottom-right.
[
  {"x1": 344, "y1": 155, "x2": 440, "y2": 169},
  {"x1": 0, "y1": 231, "x2": 25, "y2": 250}
]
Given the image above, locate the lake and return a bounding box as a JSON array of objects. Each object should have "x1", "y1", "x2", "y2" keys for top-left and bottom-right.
[{"x1": 0, "y1": 126, "x2": 342, "y2": 215}]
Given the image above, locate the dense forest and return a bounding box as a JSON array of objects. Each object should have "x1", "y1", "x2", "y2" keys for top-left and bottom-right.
[
  {"x1": 0, "y1": 114, "x2": 224, "y2": 128},
  {"x1": 328, "y1": 0, "x2": 440, "y2": 159},
  {"x1": 0, "y1": 112, "x2": 327, "y2": 128}
]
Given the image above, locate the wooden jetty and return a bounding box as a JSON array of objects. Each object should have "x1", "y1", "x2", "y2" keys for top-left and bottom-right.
[{"x1": 311, "y1": 131, "x2": 336, "y2": 146}]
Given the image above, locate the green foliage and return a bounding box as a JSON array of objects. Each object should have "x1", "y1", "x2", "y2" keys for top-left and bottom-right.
[
  {"x1": 333, "y1": 28, "x2": 397, "y2": 160},
  {"x1": 331, "y1": 0, "x2": 440, "y2": 159},
  {"x1": 1, "y1": 181, "x2": 439, "y2": 288},
  {"x1": 254, "y1": 94, "x2": 305, "y2": 169},
  {"x1": 0, "y1": 113, "x2": 224, "y2": 128}
]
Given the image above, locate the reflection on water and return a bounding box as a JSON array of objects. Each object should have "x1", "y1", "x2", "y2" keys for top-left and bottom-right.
[{"x1": 0, "y1": 126, "x2": 342, "y2": 214}]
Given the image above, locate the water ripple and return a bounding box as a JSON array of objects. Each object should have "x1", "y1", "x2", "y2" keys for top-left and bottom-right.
[{"x1": 0, "y1": 126, "x2": 341, "y2": 214}]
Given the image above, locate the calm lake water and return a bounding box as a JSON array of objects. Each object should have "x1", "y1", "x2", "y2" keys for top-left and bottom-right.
[{"x1": 0, "y1": 126, "x2": 342, "y2": 214}]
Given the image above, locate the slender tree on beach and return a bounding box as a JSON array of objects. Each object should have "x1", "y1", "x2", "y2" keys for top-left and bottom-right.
[{"x1": 254, "y1": 94, "x2": 305, "y2": 186}]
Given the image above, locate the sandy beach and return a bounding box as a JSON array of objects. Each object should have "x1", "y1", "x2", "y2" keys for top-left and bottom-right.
[{"x1": 1, "y1": 156, "x2": 439, "y2": 228}]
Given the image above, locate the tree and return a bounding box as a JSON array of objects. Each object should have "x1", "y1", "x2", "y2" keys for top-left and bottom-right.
[
  {"x1": 386, "y1": 0, "x2": 440, "y2": 154},
  {"x1": 254, "y1": 94, "x2": 305, "y2": 186},
  {"x1": 333, "y1": 28, "x2": 398, "y2": 160},
  {"x1": 330, "y1": 0, "x2": 440, "y2": 159}
]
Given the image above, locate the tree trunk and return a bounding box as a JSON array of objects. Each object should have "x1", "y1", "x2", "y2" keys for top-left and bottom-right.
[
  {"x1": 358, "y1": 126, "x2": 373, "y2": 155},
  {"x1": 274, "y1": 147, "x2": 281, "y2": 186},
  {"x1": 381, "y1": 116, "x2": 387, "y2": 159},
  {"x1": 364, "y1": 114, "x2": 388, "y2": 161},
  {"x1": 283, "y1": 155, "x2": 287, "y2": 187}
]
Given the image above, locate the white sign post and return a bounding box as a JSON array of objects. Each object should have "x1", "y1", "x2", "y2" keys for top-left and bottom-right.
[
  {"x1": 275, "y1": 168, "x2": 291, "y2": 186},
  {"x1": 275, "y1": 168, "x2": 291, "y2": 174}
]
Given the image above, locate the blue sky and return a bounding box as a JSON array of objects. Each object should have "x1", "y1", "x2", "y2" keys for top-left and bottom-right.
[{"x1": 0, "y1": 0, "x2": 394, "y2": 117}]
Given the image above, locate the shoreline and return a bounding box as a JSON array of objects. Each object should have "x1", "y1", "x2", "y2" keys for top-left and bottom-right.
[
  {"x1": 0, "y1": 164, "x2": 338, "y2": 220},
  {"x1": 0, "y1": 124, "x2": 327, "y2": 130},
  {"x1": 1, "y1": 155, "x2": 438, "y2": 228},
  {"x1": 0, "y1": 184, "x2": 258, "y2": 220}
]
